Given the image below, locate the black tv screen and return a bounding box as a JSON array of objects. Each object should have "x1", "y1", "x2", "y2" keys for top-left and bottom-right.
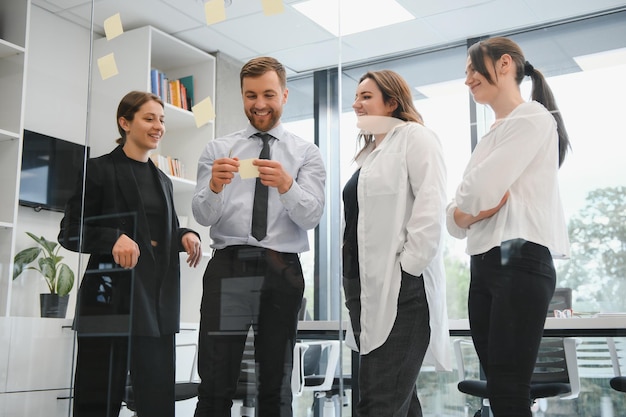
[{"x1": 19, "y1": 130, "x2": 89, "y2": 212}]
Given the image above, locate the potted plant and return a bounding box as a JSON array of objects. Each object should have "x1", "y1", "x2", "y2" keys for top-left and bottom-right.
[{"x1": 13, "y1": 232, "x2": 75, "y2": 318}]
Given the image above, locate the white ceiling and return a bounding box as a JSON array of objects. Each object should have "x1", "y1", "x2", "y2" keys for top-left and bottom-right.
[{"x1": 29, "y1": 0, "x2": 626, "y2": 75}]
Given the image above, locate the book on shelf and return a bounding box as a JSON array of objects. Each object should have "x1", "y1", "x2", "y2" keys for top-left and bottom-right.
[
  {"x1": 169, "y1": 79, "x2": 181, "y2": 108},
  {"x1": 150, "y1": 68, "x2": 159, "y2": 97},
  {"x1": 150, "y1": 153, "x2": 185, "y2": 179},
  {"x1": 180, "y1": 84, "x2": 188, "y2": 110},
  {"x1": 150, "y1": 70, "x2": 194, "y2": 111},
  {"x1": 160, "y1": 72, "x2": 169, "y2": 102},
  {"x1": 150, "y1": 68, "x2": 168, "y2": 102},
  {"x1": 179, "y1": 75, "x2": 194, "y2": 109}
]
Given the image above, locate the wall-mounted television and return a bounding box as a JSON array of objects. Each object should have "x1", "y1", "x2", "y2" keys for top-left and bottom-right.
[{"x1": 19, "y1": 130, "x2": 89, "y2": 212}]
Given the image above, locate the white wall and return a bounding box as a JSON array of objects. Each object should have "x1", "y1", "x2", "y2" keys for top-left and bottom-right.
[{"x1": 24, "y1": 5, "x2": 91, "y2": 144}]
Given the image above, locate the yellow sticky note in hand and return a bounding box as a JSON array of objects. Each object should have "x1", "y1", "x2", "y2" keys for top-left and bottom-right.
[
  {"x1": 192, "y1": 96, "x2": 216, "y2": 128},
  {"x1": 262, "y1": 0, "x2": 284, "y2": 16},
  {"x1": 205, "y1": 0, "x2": 227, "y2": 25},
  {"x1": 97, "y1": 53, "x2": 119, "y2": 80},
  {"x1": 104, "y1": 13, "x2": 124, "y2": 40},
  {"x1": 239, "y1": 159, "x2": 260, "y2": 179}
]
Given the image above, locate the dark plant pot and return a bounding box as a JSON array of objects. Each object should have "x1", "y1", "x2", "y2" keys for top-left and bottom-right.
[{"x1": 40, "y1": 293, "x2": 70, "y2": 318}]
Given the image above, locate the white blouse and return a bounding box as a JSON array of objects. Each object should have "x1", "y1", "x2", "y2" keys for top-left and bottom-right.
[
  {"x1": 446, "y1": 101, "x2": 570, "y2": 258},
  {"x1": 350, "y1": 121, "x2": 451, "y2": 371}
]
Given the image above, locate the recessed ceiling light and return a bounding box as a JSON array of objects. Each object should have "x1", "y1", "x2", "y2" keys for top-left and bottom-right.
[
  {"x1": 293, "y1": 0, "x2": 415, "y2": 37},
  {"x1": 574, "y1": 47, "x2": 626, "y2": 71},
  {"x1": 414, "y1": 79, "x2": 467, "y2": 99}
]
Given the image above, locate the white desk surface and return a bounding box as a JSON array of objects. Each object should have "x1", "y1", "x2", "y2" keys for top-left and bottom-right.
[
  {"x1": 450, "y1": 314, "x2": 626, "y2": 331},
  {"x1": 297, "y1": 320, "x2": 345, "y2": 332},
  {"x1": 297, "y1": 315, "x2": 626, "y2": 334},
  {"x1": 180, "y1": 317, "x2": 626, "y2": 336}
]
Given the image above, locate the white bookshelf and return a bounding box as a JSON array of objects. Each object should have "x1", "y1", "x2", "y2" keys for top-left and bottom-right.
[
  {"x1": 89, "y1": 25, "x2": 215, "y2": 183},
  {"x1": 0, "y1": 0, "x2": 30, "y2": 317}
]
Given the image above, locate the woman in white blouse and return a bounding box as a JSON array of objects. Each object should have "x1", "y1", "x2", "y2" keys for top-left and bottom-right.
[
  {"x1": 343, "y1": 69, "x2": 450, "y2": 417},
  {"x1": 446, "y1": 37, "x2": 571, "y2": 416}
]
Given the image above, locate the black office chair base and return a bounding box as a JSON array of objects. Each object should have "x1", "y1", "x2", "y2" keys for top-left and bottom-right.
[{"x1": 610, "y1": 376, "x2": 626, "y2": 393}]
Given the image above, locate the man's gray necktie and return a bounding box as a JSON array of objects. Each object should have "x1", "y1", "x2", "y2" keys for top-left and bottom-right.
[{"x1": 251, "y1": 133, "x2": 271, "y2": 240}]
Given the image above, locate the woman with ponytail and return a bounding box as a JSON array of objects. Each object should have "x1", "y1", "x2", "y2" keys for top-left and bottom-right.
[{"x1": 446, "y1": 37, "x2": 571, "y2": 416}]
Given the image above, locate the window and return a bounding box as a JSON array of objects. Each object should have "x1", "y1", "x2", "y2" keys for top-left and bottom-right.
[{"x1": 509, "y1": 11, "x2": 626, "y2": 314}]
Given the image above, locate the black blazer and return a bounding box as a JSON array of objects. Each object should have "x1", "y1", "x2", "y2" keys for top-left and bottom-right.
[{"x1": 59, "y1": 145, "x2": 197, "y2": 337}]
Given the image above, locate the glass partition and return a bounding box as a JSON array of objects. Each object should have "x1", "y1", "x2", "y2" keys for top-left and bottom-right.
[
  {"x1": 85, "y1": 1, "x2": 344, "y2": 417},
  {"x1": 2, "y1": 0, "x2": 344, "y2": 416},
  {"x1": 2, "y1": 1, "x2": 626, "y2": 416},
  {"x1": 339, "y1": 6, "x2": 626, "y2": 416}
]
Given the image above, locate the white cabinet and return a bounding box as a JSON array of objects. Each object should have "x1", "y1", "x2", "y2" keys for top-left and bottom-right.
[
  {"x1": 0, "y1": 389, "x2": 72, "y2": 417},
  {"x1": 0, "y1": 318, "x2": 11, "y2": 393},
  {"x1": 5, "y1": 318, "x2": 74, "y2": 392},
  {"x1": 0, "y1": 317, "x2": 74, "y2": 417},
  {"x1": 0, "y1": 0, "x2": 30, "y2": 316}
]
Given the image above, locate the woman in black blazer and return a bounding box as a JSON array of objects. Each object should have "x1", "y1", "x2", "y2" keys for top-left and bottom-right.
[{"x1": 58, "y1": 91, "x2": 202, "y2": 417}]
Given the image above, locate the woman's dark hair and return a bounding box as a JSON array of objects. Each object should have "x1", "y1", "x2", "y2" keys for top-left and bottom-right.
[
  {"x1": 240, "y1": 56, "x2": 287, "y2": 91},
  {"x1": 116, "y1": 91, "x2": 164, "y2": 145},
  {"x1": 468, "y1": 37, "x2": 570, "y2": 166},
  {"x1": 355, "y1": 70, "x2": 424, "y2": 160}
]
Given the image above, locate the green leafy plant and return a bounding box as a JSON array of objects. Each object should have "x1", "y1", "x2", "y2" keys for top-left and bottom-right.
[{"x1": 13, "y1": 232, "x2": 75, "y2": 296}]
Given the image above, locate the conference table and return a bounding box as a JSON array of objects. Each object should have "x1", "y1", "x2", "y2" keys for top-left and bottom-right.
[
  {"x1": 298, "y1": 314, "x2": 626, "y2": 337},
  {"x1": 296, "y1": 314, "x2": 626, "y2": 415},
  {"x1": 296, "y1": 314, "x2": 626, "y2": 357},
  {"x1": 449, "y1": 314, "x2": 626, "y2": 337}
]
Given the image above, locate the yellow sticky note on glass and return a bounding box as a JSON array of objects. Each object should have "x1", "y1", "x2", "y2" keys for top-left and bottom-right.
[
  {"x1": 205, "y1": 0, "x2": 226, "y2": 25},
  {"x1": 239, "y1": 159, "x2": 260, "y2": 179},
  {"x1": 97, "y1": 53, "x2": 119, "y2": 80},
  {"x1": 104, "y1": 13, "x2": 124, "y2": 40},
  {"x1": 262, "y1": 0, "x2": 284, "y2": 16},
  {"x1": 192, "y1": 96, "x2": 216, "y2": 128}
]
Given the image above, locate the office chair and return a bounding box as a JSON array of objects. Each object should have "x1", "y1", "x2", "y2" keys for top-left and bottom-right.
[
  {"x1": 232, "y1": 297, "x2": 311, "y2": 416},
  {"x1": 454, "y1": 337, "x2": 581, "y2": 417},
  {"x1": 233, "y1": 327, "x2": 258, "y2": 417},
  {"x1": 292, "y1": 340, "x2": 351, "y2": 417},
  {"x1": 607, "y1": 336, "x2": 626, "y2": 393},
  {"x1": 547, "y1": 287, "x2": 572, "y2": 317},
  {"x1": 124, "y1": 342, "x2": 200, "y2": 416}
]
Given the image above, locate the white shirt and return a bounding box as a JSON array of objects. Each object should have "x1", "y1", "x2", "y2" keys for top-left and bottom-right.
[
  {"x1": 192, "y1": 124, "x2": 326, "y2": 253},
  {"x1": 350, "y1": 122, "x2": 452, "y2": 371},
  {"x1": 446, "y1": 101, "x2": 570, "y2": 258}
]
